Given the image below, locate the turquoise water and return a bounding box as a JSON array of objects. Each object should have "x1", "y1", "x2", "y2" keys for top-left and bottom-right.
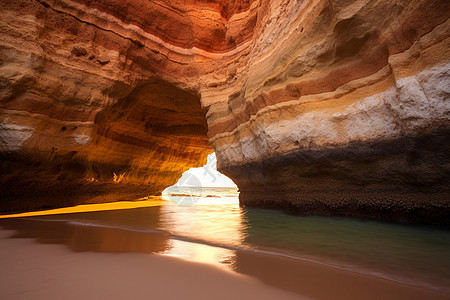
[
  {"x1": 1, "y1": 189, "x2": 449, "y2": 293},
  {"x1": 241, "y1": 207, "x2": 450, "y2": 291}
]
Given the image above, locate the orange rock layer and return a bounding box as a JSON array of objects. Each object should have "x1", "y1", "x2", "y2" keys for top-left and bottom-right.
[{"x1": 0, "y1": 0, "x2": 449, "y2": 222}]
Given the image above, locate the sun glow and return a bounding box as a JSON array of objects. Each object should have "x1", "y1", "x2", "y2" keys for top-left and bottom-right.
[
  {"x1": 172, "y1": 153, "x2": 237, "y2": 188},
  {"x1": 1, "y1": 154, "x2": 238, "y2": 218},
  {"x1": 0, "y1": 198, "x2": 167, "y2": 219}
]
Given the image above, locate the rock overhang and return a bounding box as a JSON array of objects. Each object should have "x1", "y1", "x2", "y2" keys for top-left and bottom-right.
[{"x1": 0, "y1": 0, "x2": 449, "y2": 222}]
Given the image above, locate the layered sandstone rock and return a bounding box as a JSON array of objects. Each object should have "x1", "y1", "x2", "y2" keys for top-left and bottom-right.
[
  {"x1": 0, "y1": 0, "x2": 449, "y2": 222},
  {"x1": 0, "y1": 0, "x2": 219, "y2": 210},
  {"x1": 209, "y1": 0, "x2": 450, "y2": 223}
]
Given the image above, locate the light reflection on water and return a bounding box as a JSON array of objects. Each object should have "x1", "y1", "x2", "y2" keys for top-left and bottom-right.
[
  {"x1": 0, "y1": 195, "x2": 449, "y2": 293},
  {"x1": 158, "y1": 199, "x2": 244, "y2": 267}
]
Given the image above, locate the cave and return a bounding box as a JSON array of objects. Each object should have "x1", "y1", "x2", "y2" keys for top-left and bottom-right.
[
  {"x1": 0, "y1": 0, "x2": 449, "y2": 224},
  {"x1": 0, "y1": 77, "x2": 212, "y2": 212},
  {"x1": 1, "y1": 1, "x2": 450, "y2": 298}
]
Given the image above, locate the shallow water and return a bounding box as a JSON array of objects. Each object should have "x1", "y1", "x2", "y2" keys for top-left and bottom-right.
[{"x1": 1, "y1": 190, "x2": 449, "y2": 294}]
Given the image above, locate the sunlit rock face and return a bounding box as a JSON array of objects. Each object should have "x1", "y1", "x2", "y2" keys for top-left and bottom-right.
[
  {"x1": 211, "y1": 0, "x2": 450, "y2": 223},
  {"x1": 0, "y1": 0, "x2": 223, "y2": 210},
  {"x1": 1, "y1": 0, "x2": 449, "y2": 221}
]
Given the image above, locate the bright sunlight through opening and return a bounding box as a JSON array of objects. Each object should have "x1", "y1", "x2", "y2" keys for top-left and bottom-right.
[{"x1": 162, "y1": 153, "x2": 239, "y2": 205}]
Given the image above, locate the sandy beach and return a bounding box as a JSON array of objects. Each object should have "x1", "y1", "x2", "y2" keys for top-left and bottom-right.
[
  {"x1": 0, "y1": 229, "x2": 301, "y2": 300},
  {"x1": 1, "y1": 223, "x2": 449, "y2": 300}
]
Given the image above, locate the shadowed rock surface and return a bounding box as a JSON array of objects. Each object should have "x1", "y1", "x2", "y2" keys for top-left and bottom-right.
[{"x1": 222, "y1": 128, "x2": 450, "y2": 224}]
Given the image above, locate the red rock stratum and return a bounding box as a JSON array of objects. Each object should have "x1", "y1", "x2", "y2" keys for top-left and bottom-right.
[{"x1": 0, "y1": 0, "x2": 449, "y2": 223}]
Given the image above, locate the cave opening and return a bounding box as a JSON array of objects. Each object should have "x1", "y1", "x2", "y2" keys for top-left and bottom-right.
[
  {"x1": 162, "y1": 153, "x2": 238, "y2": 205},
  {"x1": 79, "y1": 77, "x2": 215, "y2": 191},
  {"x1": 82, "y1": 76, "x2": 240, "y2": 207},
  {"x1": 0, "y1": 77, "x2": 216, "y2": 213}
]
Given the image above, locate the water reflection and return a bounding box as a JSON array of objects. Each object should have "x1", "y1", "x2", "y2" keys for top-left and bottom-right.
[
  {"x1": 0, "y1": 197, "x2": 245, "y2": 269},
  {"x1": 0, "y1": 197, "x2": 449, "y2": 296},
  {"x1": 0, "y1": 206, "x2": 169, "y2": 254},
  {"x1": 158, "y1": 199, "x2": 245, "y2": 267}
]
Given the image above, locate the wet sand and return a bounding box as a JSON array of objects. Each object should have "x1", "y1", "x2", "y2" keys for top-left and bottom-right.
[
  {"x1": 235, "y1": 251, "x2": 450, "y2": 300},
  {"x1": 0, "y1": 230, "x2": 301, "y2": 300},
  {"x1": 0, "y1": 220, "x2": 449, "y2": 300}
]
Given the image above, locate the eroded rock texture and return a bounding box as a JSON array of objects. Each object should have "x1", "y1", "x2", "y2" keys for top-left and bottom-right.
[
  {"x1": 210, "y1": 0, "x2": 450, "y2": 223},
  {"x1": 211, "y1": 1, "x2": 450, "y2": 153},
  {"x1": 0, "y1": 0, "x2": 217, "y2": 210},
  {"x1": 0, "y1": 0, "x2": 449, "y2": 222}
]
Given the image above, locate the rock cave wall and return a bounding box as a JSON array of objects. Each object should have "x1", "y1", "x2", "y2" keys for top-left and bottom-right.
[{"x1": 0, "y1": 0, "x2": 449, "y2": 222}]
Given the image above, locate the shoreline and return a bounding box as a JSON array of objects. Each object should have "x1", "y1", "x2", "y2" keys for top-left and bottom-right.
[
  {"x1": 1, "y1": 223, "x2": 449, "y2": 300},
  {"x1": 0, "y1": 229, "x2": 301, "y2": 300}
]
